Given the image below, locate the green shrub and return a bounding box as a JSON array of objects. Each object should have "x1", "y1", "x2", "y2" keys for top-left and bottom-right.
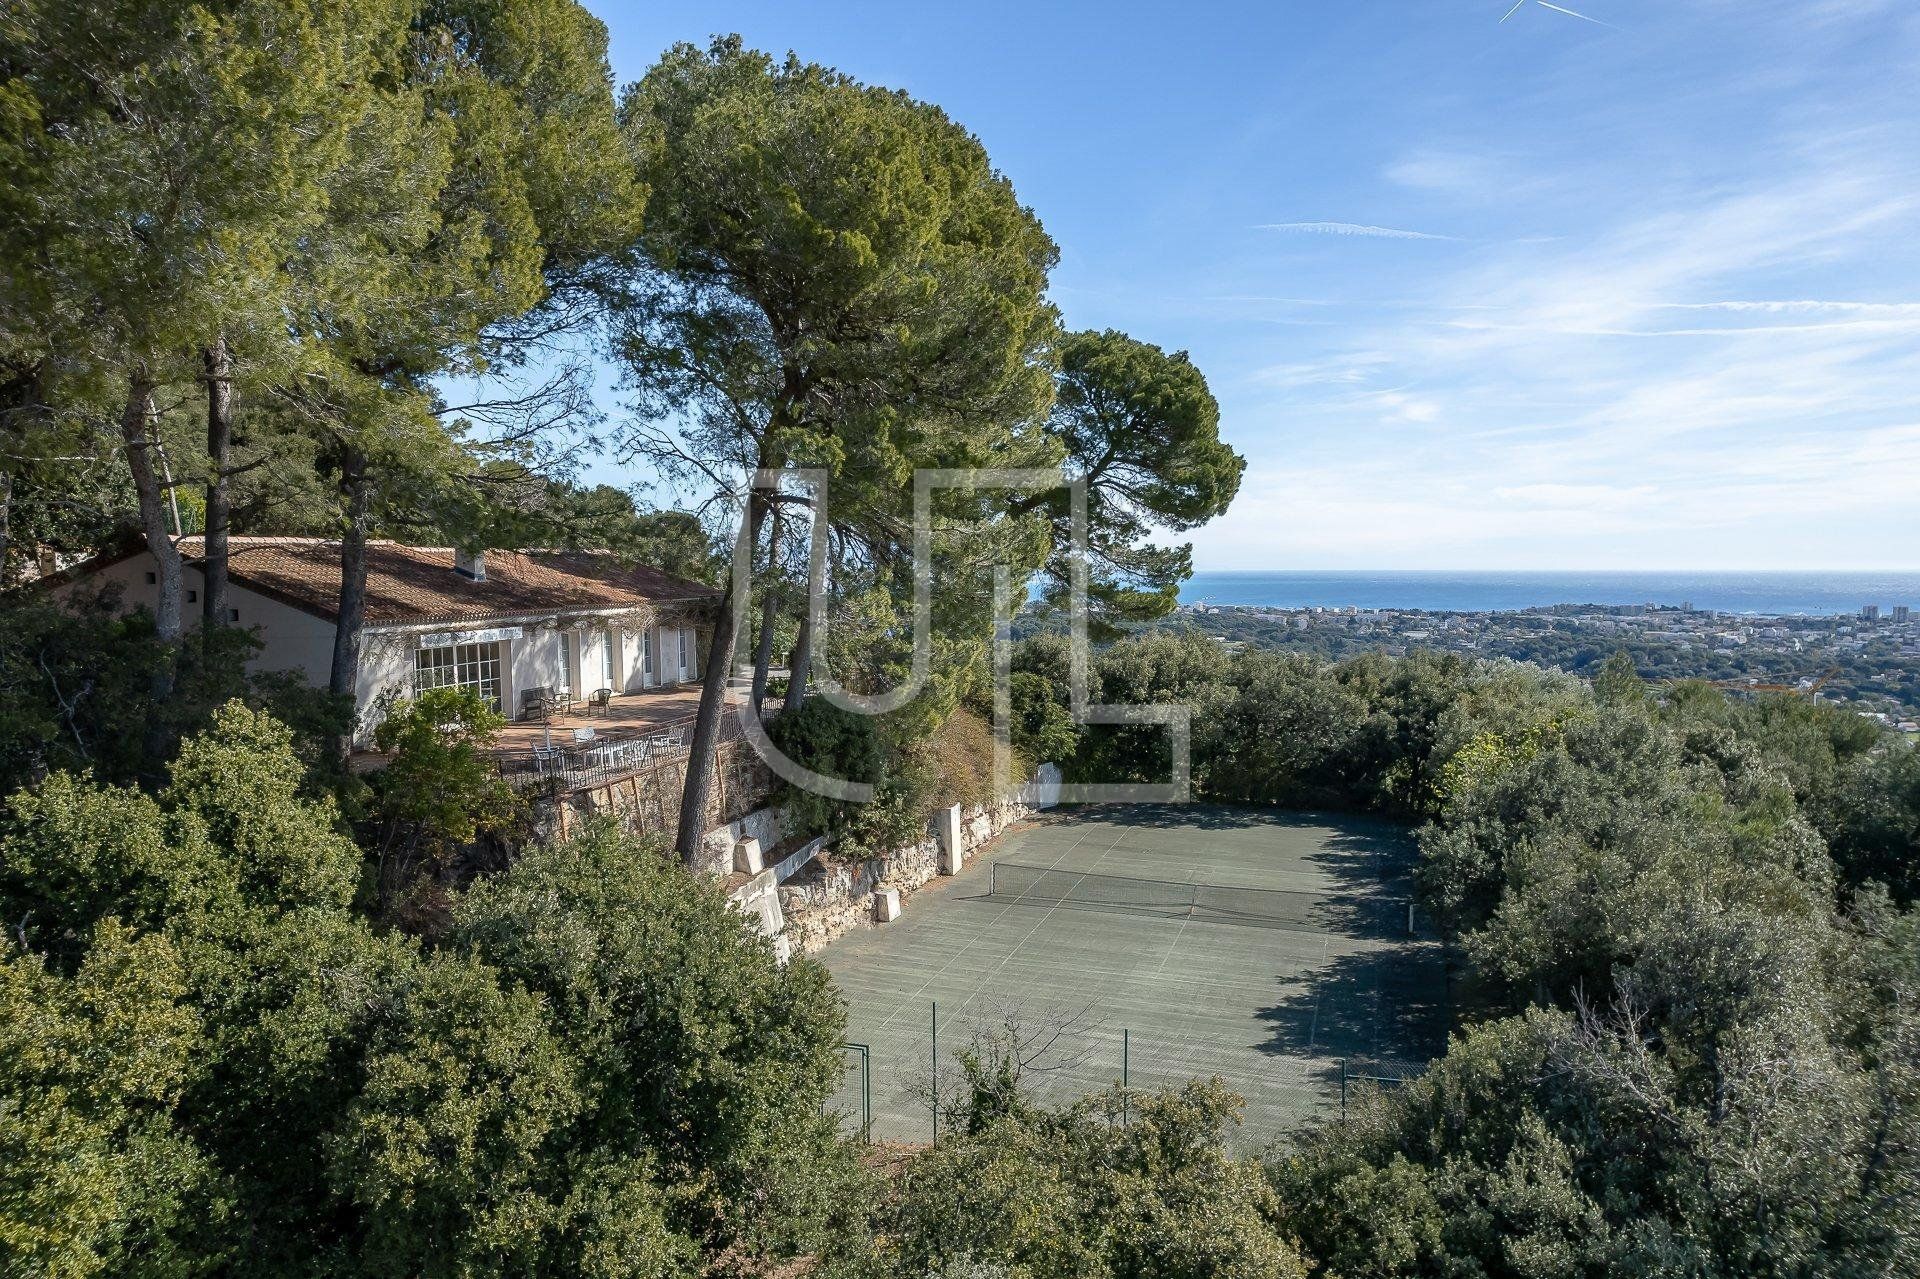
[
  {"x1": 1006, "y1": 671, "x2": 1077, "y2": 766},
  {"x1": 882, "y1": 1032, "x2": 1309, "y2": 1279},
  {"x1": 367, "y1": 687, "x2": 519, "y2": 925}
]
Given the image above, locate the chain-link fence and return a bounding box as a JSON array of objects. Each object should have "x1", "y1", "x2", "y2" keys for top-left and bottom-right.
[
  {"x1": 820, "y1": 999, "x2": 1428, "y2": 1152},
  {"x1": 1336, "y1": 1055, "x2": 1422, "y2": 1122},
  {"x1": 823, "y1": 1042, "x2": 872, "y2": 1142}
]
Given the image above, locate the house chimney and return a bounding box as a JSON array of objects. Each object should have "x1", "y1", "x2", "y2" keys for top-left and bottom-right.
[{"x1": 453, "y1": 546, "x2": 487, "y2": 582}]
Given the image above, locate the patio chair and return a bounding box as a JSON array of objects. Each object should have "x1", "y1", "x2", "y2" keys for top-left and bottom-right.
[
  {"x1": 599, "y1": 735, "x2": 643, "y2": 770},
  {"x1": 572, "y1": 726, "x2": 597, "y2": 746},
  {"x1": 530, "y1": 745, "x2": 561, "y2": 775},
  {"x1": 587, "y1": 688, "x2": 613, "y2": 717},
  {"x1": 650, "y1": 723, "x2": 687, "y2": 753},
  {"x1": 520, "y1": 687, "x2": 553, "y2": 723}
]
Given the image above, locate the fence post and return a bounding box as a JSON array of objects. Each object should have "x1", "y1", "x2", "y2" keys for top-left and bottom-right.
[
  {"x1": 931, "y1": 1000, "x2": 938, "y2": 1146},
  {"x1": 830, "y1": 1042, "x2": 873, "y2": 1143},
  {"x1": 1340, "y1": 1058, "x2": 1349, "y2": 1119},
  {"x1": 1122, "y1": 1028, "x2": 1130, "y2": 1127},
  {"x1": 861, "y1": 1044, "x2": 872, "y2": 1143}
]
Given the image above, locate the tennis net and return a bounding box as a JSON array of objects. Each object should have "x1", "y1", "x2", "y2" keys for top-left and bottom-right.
[{"x1": 985, "y1": 862, "x2": 1414, "y2": 935}]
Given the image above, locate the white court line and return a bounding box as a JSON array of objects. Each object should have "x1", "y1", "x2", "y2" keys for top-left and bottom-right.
[
  {"x1": 1153, "y1": 913, "x2": 1194, "y2": 975},
  {"x1": 868, "y1": 820, "x2": 1104, "y2": 1031},
  {"x1": 950, "y1": 827, "x2": 1130, "y2": 1019}
]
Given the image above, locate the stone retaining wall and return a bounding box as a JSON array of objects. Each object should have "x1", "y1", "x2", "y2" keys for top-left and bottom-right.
[
  {"x1": 528, "y1": 738, "x2": 775, "y2": 874},
  {"x1": 776, "y1": 796, "x2": 1034, "y2": 956}
]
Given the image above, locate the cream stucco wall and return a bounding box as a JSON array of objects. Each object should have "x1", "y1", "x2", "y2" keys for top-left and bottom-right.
[
  {"x1": 619, "y1": 622, "x2": 701, "y2": 692},
  {"x1": 53, "y1": 550, "x2": 706, "y2": 740},
  {"x1": 60, "y1": 553, "x2": 337, "y2": 685}
]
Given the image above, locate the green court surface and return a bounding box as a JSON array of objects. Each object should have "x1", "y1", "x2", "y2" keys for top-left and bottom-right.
[{"x1": 818, "y1": 804, "x2": 1448, "y2": 1149}]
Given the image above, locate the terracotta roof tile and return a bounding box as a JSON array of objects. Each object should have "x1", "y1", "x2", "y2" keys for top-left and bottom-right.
[{"x1": 165, "y1": 537, "x2": 718, "y2": 627}]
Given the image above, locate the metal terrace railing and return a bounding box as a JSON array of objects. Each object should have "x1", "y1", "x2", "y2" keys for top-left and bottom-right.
[
  {"x1": 490, "y1": 704, "x2": 779, "y2": 792},
  {"x1": 494, "y1": 713, "x2": 689, "y2": 791}
]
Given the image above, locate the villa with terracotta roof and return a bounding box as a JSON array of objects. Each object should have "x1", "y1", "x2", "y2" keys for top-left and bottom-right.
[{"x1": 56, "y1": 537, "x2": 720, "y2": 740}]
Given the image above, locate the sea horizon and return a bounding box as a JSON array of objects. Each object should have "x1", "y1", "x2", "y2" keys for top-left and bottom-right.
[{"x1": 1180, "y1": 569, "x2": 1920, "y2": 618}]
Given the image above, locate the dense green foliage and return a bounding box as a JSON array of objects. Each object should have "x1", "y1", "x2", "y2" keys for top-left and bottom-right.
[
  {"x1": 365, "y1": 686, "x2": 520, "y2": 926},
  {"x1": 0, "y1": 705, "x2": 859, "y2": 1276},
  {"x1": 1023, "y1": 329, "x2": 1244, "y2": 633},
  {"x1": 873, "y1": 1040, "x2": 1309, "y2": 1279},
  {"x1": 767, "y1": 698, "x2": 973, "y2": 859},
  {"x1": 1012, "y1": 631, "x2": 1920, "y2": 1275},
  {"x1": 0, "y1": 587, "x2": 354, "y2": 795},
  {"x1": 768, "y1": 700, "x2": 890, "y2": 839}
]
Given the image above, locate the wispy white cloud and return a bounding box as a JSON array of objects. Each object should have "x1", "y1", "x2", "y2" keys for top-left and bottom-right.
[
  {"x1": 1360, "y1": 389, "x2": 1442, "y2": 423},
  {"x1": 1201, "y1": 135, "x2": 1920, "y2": 569},
  {"x1": 1255, "y1": 221, "x2": 1457, "y2": 241},
  {"x1": 1245, "y1": 352, "x2": 1394, "y2": 389},
  {"x1": 1383, "y1": 150, "x2": 1506, "y2": 194},
  {"x1": 1654, "y1": 299, "x2": 1920, "y2": 315},
  {"x1": 1533, "y1": 2, "x2": 1617, "y2": 30}
]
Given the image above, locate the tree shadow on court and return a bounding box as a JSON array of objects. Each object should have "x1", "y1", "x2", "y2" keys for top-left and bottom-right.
[
  {"x1": 994, "y1": 804, "x2": 1428, "y2": 943},
  {"x1": 1043, "y1": 803, "x2": 1416, "y2": 873},
  {"x1": 1048, "y1": 802, "x2": 1274, "y2": 832},
  {"x1": 1052, "y1": 801, "x2": 1387, "y2": 834},
  {"x1": 1310, "y1": 822, "x2": 1420, "y2": 889},
  {"x1": 1253, "y1": 938, "x2": 1450, "y2": 1064}
]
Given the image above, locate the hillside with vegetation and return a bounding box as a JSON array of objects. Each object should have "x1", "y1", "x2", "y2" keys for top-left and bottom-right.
[
  {"x1": 3, "y1": 1, "x2": 1918, "y2": 1275},
  {"x1": 1154, "y1": 602, "x2": 1920, "y2": 718},
  {"x1": 998, "y1": 635, "x2": 1920, "y2": 1275},
  {"x1": 7, "y1": 637, "x2": 1917, "y2": 1276}
]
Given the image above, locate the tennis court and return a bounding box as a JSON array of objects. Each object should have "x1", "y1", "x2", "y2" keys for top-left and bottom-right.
[{"x1": 819, "y1": 804, "x2": 1449, "y2": 1149}]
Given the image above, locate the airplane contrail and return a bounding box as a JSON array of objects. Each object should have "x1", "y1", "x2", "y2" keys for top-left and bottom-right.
[
  {"x1": 1500, "y1": 0, "x2": 1528, "y2": 20},
  {"x1": 1535, "y1": 1, "x2": 1617, "y2": 27}
]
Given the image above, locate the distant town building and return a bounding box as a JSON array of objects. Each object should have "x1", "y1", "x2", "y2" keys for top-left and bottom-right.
[
  {"x1": 1895, "y1": 605, "x2": 1912, "y2": 623},
  {"x1": 1861, "y1": 604, "x2": 1881, "y2": 621}
]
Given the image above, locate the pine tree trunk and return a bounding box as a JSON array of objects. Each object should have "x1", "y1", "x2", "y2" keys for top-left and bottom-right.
[
  {"x1": 783, "y1": 608, "x2": 812, "y2": 713},
  {"x1": 0, "y1": 466, "x2": 12, "y2": 588},
  {"x1": 119, "y1": 373, "x2": 179, "y2": 765},
  {"x1": 201, "y1": 336, "x2": 233, "y2": 630},
  {"x1": 119, "y1": 373, "x2": 182, "y2": 651},
  {"x1": 329, "y1": 445, "x2": 371, "y2": 760},
  {"x1": 0, "y1": 370, "x2": 28, "y2": 584},
  {"x1": 750, "y1": 503, "x2": 783, "y2": 713},
  {"x1": 785, "y1": 504, "x2": 827, "y2": 713},
  {"x1": 675, "y1": 492, "x2": 763, "y2": 866}
]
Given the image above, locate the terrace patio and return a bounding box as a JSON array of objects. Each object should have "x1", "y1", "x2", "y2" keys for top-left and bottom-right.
[
  {"x1": 490, "y1": 681, "x2": 785, "y2": 791},
  {"x1": 495, "y1": 684, "x2": 705, "y2": 754},
  {"x1": 354, "y1": 670, "x2": 791, "y2": 796}
]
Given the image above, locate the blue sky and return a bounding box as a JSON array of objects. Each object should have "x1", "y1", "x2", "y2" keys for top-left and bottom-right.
[{"x1": 571, "y1": 0, "x2": 1920, "y2": 571}]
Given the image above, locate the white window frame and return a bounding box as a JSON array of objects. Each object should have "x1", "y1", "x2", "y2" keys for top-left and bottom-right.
[
  {"x1": 412, "y1": 640, "x2": 504, "y2": 712},
  {"x1": 558, "y1": 631, "x2": 574, "y2": 695},
  {"x1": 677, "y1": 627, "x2": 690, "y2": 682}
]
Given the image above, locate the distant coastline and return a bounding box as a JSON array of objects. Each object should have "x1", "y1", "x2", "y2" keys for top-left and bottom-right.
[{"x1": 1180, "y1": 570, "x2": 1920, "y2": 618}]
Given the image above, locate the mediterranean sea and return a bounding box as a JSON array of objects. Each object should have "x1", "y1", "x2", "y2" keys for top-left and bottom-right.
[{"x1": 1180, "y1": 570, "x2": 1920, "y2": 617}]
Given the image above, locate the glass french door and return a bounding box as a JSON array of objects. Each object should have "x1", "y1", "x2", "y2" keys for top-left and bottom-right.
[{"x1": 412, "y1": 641, "x2": 504, "y2": 712}]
